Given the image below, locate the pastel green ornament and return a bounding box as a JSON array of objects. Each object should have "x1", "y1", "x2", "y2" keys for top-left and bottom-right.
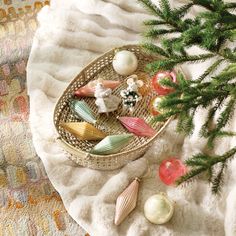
[
  {"x1": 90, "y1": 134, "x2": 133, "y2": 155},
  {"x1": 70, "y1": 100, "x2": 96, "y2": 124}
]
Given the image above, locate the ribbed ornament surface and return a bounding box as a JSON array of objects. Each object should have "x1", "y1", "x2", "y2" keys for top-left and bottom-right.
[{"x1": 114, "y1": 178, "x2": 140, "y2": 225}]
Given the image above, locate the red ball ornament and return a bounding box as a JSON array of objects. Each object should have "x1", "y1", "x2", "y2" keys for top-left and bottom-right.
[
  {"x1": 159, "y1": 158, "x2": 187, "y2": 186},
  {"x1": 152, "y1": 71, "x2": 177, "y2": 95}
]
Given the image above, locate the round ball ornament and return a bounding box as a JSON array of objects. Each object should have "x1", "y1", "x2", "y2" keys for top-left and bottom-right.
[
  {"x1": 159, "y1": 158, "x2": 187, "y2": 186},
  {"x1": 149, "y1": 96, "x2": 163, "y2": 116},
  {"x1": 112, "y1": 50, "x2": 138, "y2": 76},
  {"x1": 152, "y1": 71, "x2": 177, "y2": 95},
  {"x1": 144, "y1": 193, "x2": 174, "y2": 224}
]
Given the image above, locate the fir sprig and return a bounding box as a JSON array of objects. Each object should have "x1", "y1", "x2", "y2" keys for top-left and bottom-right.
[{"x1": 139, "y1": 0, "x2": 236, "y2": 193}]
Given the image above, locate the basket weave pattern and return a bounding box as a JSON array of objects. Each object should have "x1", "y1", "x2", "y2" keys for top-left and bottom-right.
[{"x1": 53, "y1": 45, "x2": 170, "y2": 170}]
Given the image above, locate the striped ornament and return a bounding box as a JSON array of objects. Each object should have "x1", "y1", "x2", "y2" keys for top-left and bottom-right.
[
  {"x1": 70, "y1": 100, "x2": 96, "y2": 124},
  {"x1": 90, "y1": 134, "x2": 133, "y2": 155},
  {"x1": 118, "y1": 117, "x2": 156, "y2": 137}
]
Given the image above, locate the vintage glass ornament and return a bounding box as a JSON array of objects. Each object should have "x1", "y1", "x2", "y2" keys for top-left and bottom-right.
[
  {"x1": 90, "y1": 134, "x2": 133, "y2": 155},
  {"x1": 152, "y1": 71, "x2": 177, "y2": 95},
  {"x1": 74, "y1": 80, "x2": 121, "y2": 97},
  {"x1": 114, "y1": 178, "x2": 140, "y2": 225},
  {"x1": 144, "y1": 193, "x2": 174, "y2": 224},
  {"x1": 120, "y1": 75, "x2": 143, "y2": 113},
  {"x1": 70, "y1": 100, "x2": 96, "y2": 124},
  {"x1": 94, "y1": 82, "x2": 121, "y2": 114},
  {"x1": 159, "y1": 158, "x2": 187, "y2": 185},
  {"x1": 60, "y1": 122, "x2": 106, "y2": 140},
  {"x1": 149, "y1": 97, "x2": 163, "y2": 116},
  {"x1": 112, "y1": 50, "x2": 138, "y2": 76},
  {"x1": 118, "y1": 116, "x2": 156, "y2": 137},
  {"x1": 136, "y1": 72, "x2": 151, "y2": 96}
]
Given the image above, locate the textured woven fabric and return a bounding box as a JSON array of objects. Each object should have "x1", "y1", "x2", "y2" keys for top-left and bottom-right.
[
  {"x1": 27, "y1": 0, "x2": 236, "y2": 236},
  {"x1": 0, "y1": 1, "x2": 87, "y2": 235}
]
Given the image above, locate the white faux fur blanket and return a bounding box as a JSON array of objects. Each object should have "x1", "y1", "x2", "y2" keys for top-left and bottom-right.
[{"x1": 27, "y1": 0, "x2": 236, "y2": 235}]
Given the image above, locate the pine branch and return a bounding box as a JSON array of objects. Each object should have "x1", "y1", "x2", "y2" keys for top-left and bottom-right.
[{"x1": 140, "y1": 0, "x2": 236, "y2": 194}]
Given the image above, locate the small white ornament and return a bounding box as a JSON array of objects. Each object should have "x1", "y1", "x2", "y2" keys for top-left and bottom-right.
[
  {"x1": 144, "y1": 193, "x2": 174, "y2": 224},
  {"x1": 112, "y1": 50, "x2": 138, "y2": 76},
  {"x1": 94, "y1": 81, "x2": 120, "y2": 114}
]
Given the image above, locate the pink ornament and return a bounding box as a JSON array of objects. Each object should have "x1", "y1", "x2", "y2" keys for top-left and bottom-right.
[
  {"x1": 152, "y1": 71, "x2": 177, "y2": 96},
  {"x1": 74, "y1": 80, "x2": 120, "y2": 97},
  {"x1": 159, "y1": 158, "x2": 187, "y2": 185},
  {"x1": 118, "y1": 116, "x2": 156, "y2": 137}
]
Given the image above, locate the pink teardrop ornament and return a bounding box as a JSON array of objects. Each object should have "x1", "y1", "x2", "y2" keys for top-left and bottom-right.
[
  {"x1": 114, "y1": 178, "x2": 140, "y2": 225},
  {"x1": 74, "y1": 80, "x2": 121, "y2": 97},
  {"x1": 159, "y1": 158, "x2": 187, "y2": 185},
  {"x1": 118, "y1": 117, "x2": 156, "y2": 137}
]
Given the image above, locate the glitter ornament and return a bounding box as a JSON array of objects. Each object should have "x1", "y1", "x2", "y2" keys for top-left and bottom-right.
[
  {"x1": 70, "y1": 100, "x2": 96, "y2": 124},
  {"x1": 60, "y1": 122, "x2": 106, "y2": 141},
  {"x1": 112, "y1": 50, "x2": 138, "y2": 76},
  {"x1": 114, "y1": 178, "x2": 140, "y2": 225},
  {"x1": 120, "y1": 75, "x2": 143, "y2": 113},
  {"x1": 144, "y1": 193, "x2": 174, "y2": 224},
  {"x1": 74, "y1": 79, "x2": 120, "y2": 97},
  {"x1": 90, "y1": 134, "x2": 133, "y2": 155},
  {"x1": 149, "y1": 97, "x2": 163, "y2": 116},
  {"x1": 118, "y1": 116, "x2": 156, "y2": 137},
  {"x1": 159, "y1": 158, "x2": 187, "y2": 185},
  {"x1": 94, "y1": 82, "x2": 121, "y2": 114},
  {"x1": 152, "y1": 71, "x2": 177, "y2": 95}
]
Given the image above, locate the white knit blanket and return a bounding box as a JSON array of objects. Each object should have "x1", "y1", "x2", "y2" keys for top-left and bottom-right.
[{"x1": 27, "y1": 1, "x2": 236, "y2": 235}]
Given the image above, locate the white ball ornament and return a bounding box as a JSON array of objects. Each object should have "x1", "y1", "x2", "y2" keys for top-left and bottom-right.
[
  {"x1": 112, "y1": 50, "x2": 138, "y2": 76},
  {"x1": 144, "y1": 193, "x2": 174, "y2": 224}
]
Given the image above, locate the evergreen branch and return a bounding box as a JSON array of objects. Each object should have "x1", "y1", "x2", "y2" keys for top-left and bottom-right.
[
  {"x1": 141, "y1": 42, "x2": 169, "y2": 57},
  {"x1": 143, "y1": 19, "x2": 166, "y2": 26},
  {"x1": 143, "y1": 28, "x2": 179, "y2": 38},
  {"x1": 212, "y1": 162, "x2": 226, "y2": 194},
  {"x1": 225, "y1": 3, "x2": 236, "y2": 10},
  {"x1": 197, "y1": 59, "x2": 224, "y2": 81},
  {"x1": 137, "y1": 0, "x2": 163, "y2": 18},
  {"x1": 172, "y1": 3, "x2": 194, "y2": 18},
  {"x1": 177, "y1": 146, "x2": 236, "y2": 193}
]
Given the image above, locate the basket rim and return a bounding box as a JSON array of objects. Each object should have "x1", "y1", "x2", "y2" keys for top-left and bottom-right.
[{"x1": 53, "y1": 44, "x2": 177, "y2": 159}]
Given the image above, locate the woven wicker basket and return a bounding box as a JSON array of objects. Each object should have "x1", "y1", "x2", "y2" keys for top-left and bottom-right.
[{"x1": 53, "y1": 44, "x2": 174, "y2": 170}]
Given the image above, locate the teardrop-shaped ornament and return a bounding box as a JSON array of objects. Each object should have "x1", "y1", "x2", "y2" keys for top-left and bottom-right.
[
  {"x1": 90, "y1": 134, "x2": 133, "y2": 155},
  {"x1": 74, "y1": 80, "x2": 121, "y2": 97},
  {"x1": 60, "y1": 122, "x2": 107, "y2": 140},
  {"x1": 118, "y1": 116, "x2": 156, "y2": 137},
  {"x1": 70, "y1": 100, "x2": 97, "y2": 124},
  {"x1": 114, "y1": 178, "x2": 140, "y2": 225}
]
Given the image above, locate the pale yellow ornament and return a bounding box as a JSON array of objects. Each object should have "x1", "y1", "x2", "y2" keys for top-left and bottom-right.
[{"x1": 144, "y1": 193, "x2": 174, "y2": 224}]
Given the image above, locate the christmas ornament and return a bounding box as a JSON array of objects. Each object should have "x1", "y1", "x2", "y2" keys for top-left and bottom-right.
[
  {"x1": 120, "y1": 75, "x2": 143, "y2": 113},
  {"x1": 152, "y1": 71, "x2": 177, "y2": 95},
  {"x1": 114, "y1": 178, "x2": 140, "y2": 225},
  {"x1": 144, "y1": 193, "x2": 174, "y2": 224},
  {"x1": 112, "y1": 50, "x2": 138, "y2": 76},
  {"x1": 159, "y1": 158, "x2": 187, "y2": 185},
  {"x1": 90, "y1": 134, "x2": 133, "y2": 155},
  {"x1": 136, "y1": 72, "x2": 151, "y2": 96},
  {"x1": 74, "y1": 79, "x2": 121, "y2": 97},
  {"x1": 118, "y1": 116, "x2": 156, "y2": 137},
  {"x1": 94, "y1": 82, "x2": 121, "y2": 114},
  {"x1": 149, "y1": 97, "x2": 163, "y2": 116},
  {"x1": 60, "y1": 122, "x2": 106, "y2": 141},
  {"x1": 70, "y1": 100, "x2": 96, "y2": 124}
]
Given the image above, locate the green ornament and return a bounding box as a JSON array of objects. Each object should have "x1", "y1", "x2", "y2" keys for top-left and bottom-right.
[
  {"x1": 70, "y1": 100, "x2": 96, "y2": 124},
  {"x1": 90, "y1": 134, "x2": 133, "y2": 155}
]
